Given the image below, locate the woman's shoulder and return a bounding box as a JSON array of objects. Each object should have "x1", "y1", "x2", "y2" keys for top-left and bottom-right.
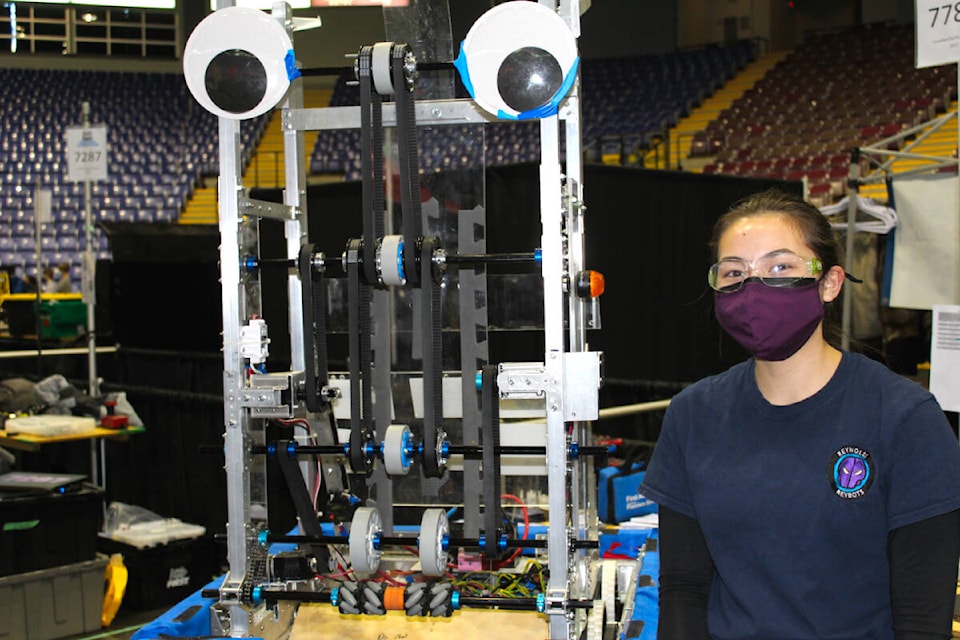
[
  {"x1": 672, "y1": 359, "x2": 753, "y2": 406},
  {"x1": 842, "y1": 351, "x2": 936, "y2": 404}
]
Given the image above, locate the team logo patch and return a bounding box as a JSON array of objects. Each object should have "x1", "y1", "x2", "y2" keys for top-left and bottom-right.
[{"x1": 829, "y1": 446, "x2": 873, "y2": 499}]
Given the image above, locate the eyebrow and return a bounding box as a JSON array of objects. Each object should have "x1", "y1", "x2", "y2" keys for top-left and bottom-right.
[{"x1": 718, "y1": 248, "x2": 798, "y2": 262}]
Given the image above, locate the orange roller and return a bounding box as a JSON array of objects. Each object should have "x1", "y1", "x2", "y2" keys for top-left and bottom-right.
[{"x1": 384, "y1": 585, "x2": 406, "y2": 611}]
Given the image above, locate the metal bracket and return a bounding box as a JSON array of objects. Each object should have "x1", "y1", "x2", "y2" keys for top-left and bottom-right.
[
  {"x1": 285, "y1": 99, "x2": 498, "y2": 132},
  {"x1": 497, "y1": 354, "x2": 601, "y2": 420},
  {"x1": 239, "y1": 194, "x2": 299, "y2": 221},
  {"x1": 218, "y1": 577, "x2": 244, "y2": 605},
  {"x1": 544, "y1": 587, "x2": 569, "y2": 614},
  {"x1": 562, "y1": 351, "x2": 602, "y2": 421},
  {"x1": 242, "y1": 371, "x2": 304, "y2": 419},
  {"x1": 496, "y1": 362, "x2": 548, "y2": 400}
]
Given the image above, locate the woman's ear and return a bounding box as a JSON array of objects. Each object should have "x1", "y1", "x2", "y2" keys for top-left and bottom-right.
[{"x1": 820, "y1": 265, "x2": 845, "y2": 303}]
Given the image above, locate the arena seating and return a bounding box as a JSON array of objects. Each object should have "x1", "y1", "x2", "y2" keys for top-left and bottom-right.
[
  {"x1": 692, "y1": 23, "x2": 957, "y2": 205},
  {"x1": 0, "y1": 67, "x2": 267, "y2": 277},
  {"x1": 4, "y1": 28, "x2": 941, "y2": 275},
  {"x1": 580, "y1": 40, "x2": 756, "y2": 159},
  {"x1": 309, "y1": 40, "x2": 755, "y2": 178}
]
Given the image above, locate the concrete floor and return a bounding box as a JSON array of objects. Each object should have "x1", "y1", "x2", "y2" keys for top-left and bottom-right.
[{"x1": 61, "y1": 606, "x2": 169, "y2": 640}]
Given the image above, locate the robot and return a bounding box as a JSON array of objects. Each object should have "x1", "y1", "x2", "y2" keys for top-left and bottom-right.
[{"x1": 183, "y1": 2, "x2": 636, "y2": 638}]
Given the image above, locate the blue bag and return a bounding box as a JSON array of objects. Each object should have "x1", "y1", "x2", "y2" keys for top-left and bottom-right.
[{"x1": 598, "y1": 459, "x2": 657, "y2": 524}]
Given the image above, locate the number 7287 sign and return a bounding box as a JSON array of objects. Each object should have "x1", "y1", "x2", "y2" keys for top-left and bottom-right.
[{"x1": 65, "y1": 124, "x2": 109, "y2": 182}]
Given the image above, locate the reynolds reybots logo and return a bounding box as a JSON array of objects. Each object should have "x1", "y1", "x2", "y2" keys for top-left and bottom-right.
[{"x1": 829, "y1": 446, "x2": 873, "y2": 499}]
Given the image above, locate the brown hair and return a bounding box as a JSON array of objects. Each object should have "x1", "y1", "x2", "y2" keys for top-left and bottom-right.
[{"x1": 710, "y1": 188, "x2": 842, "y2": 270}]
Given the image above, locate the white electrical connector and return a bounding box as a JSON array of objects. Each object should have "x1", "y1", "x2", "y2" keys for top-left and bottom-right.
[{"x1": 239, "y1": 318, "x2": 270, "y2": 365}]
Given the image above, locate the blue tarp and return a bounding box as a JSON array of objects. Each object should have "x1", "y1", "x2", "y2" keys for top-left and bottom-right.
[{"x1": 131, "y1": 574, "x2": 224, "y2": 640}]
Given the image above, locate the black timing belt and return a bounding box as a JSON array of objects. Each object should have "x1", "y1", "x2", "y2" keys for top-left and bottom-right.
[
  {"x1": 393, "y1": 44, "x2": 423, "y2": 287},
  {"x1": 299, "y1": 243, "x2": 328, "y2": 413},
  {"x1": 348, "y1": 45, "x2": 383, "y2": 482},
  {"x1": 388, "y1": 45, "x2": 445, "y2": 477},
  {"x1": 480, "y1": 364, "x2": 504, "y2": 560},
  {"x1": 420, "y1": 236, "x2": 443, "y2": 477},
  {"x1": 358, "y1": 46, "x2": 381, "y2": 285},
  {"x1": 345, "y1": 240, "x2": 373, "y2": 479}
]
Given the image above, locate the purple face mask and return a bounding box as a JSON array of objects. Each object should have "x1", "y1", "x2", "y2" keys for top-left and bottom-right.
[{"x1": 714, "y1": 279, "x2": 824, "y2": 361}]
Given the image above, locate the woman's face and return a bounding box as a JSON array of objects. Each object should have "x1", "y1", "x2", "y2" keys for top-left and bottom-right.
[{"x1": 717, "y1": 212, "x2": 813, "y2": 267}]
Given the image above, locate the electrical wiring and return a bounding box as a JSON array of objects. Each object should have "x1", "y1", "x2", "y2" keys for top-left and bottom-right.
[
  {"x1": 375, "y1": 569, "x2": 408, "y2": 586},
  {"x1": 496, "y1": 493, "x2": 529, "y2": 568},
  {"x1": 327, "y1": 545, "x2": 356, "y2": 582},
  {"x1": 323, "y1": 568, "x2": 356, "y2": 580},
  {"x1": 449, "y1": 560, "x2": 546, "y2": 598}
]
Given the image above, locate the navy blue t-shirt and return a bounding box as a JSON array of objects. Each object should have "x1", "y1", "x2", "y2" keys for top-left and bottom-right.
[{"x1": 639, "y1": 352, "x2": 960, "y2": 640}]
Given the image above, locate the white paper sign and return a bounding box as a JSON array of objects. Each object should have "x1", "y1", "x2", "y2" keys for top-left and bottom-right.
[
  {"x1": 34, "y1": 187, "x2": 52, "y2": 224},
  {"x1": 81, "y1": 251, "x2": 96, "y2": 305},
  {"x1": 916, "y1": 0, "x2": 960, "y2": 68},
  {"x1": 65, "y1": 124, "x2": 109, "y2": 182},
  {"x1": 930, "y1": 305, "x2": 960, "y2": 412}
]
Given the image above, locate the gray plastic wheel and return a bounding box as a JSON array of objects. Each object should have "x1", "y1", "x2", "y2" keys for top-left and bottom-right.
[
  {"x1": 377, "y1": 235, "x2": 405, "y2": 286},
  {"x1": 349, "y1": 506, "x2": 382, "y2": 575},
  {"x1": 419, "y1": 508, "x2": 449, "y2": 577},
  {"x1": 383, "y1": 423, "x2": 412, "y2": 475}
]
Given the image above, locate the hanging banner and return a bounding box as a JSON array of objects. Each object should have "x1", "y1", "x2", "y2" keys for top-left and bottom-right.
[
  {"x1": 888, "y1": 175, "x2": 960, "y2": 309},
  {"x1": 916, "y1": 0, "x2": 960, "y2": 68},
  {"x1": 65, "y1": 124, "x2": 109, "y2": 182}
]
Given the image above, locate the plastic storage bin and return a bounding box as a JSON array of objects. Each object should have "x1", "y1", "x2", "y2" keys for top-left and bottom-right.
[
  {"x1": 0, "y1": 484, "x2": 104, "y2": 576},
  {"x1": 0, "y1": 554, "x2": 108, "y2": 640},
  {"x1": 37, "y1": 299, "x2": 87, "y2": 339},
  {"x1": 3, "y1": 296, "x2": 86, "y2": 339},
  {"x1": 98, "y1": 525, "x2": 225, "y2": 612}
]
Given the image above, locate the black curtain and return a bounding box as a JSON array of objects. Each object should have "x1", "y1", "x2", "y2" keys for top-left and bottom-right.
[{"x1": 583, "y1": 165, "x2": 802, "y2": 383}]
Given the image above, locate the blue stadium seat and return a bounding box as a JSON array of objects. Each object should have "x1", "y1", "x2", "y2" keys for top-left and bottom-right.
[
  {"x1": 11, "y1": 222, "x2": 32, "y2": 238},
  {"x1": 59, "y1": 236, "x2": 80, "y2": 251},
  {"x1": 0, "y1": 251, "x2": 21, "y2": 268}
]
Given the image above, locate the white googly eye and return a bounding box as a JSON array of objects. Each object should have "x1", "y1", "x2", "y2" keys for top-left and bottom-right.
[
  {"x1": 454, "y1": 1, "x2": 578, "y2": 120},
  {"x1": 183, "y1": 6, "x2": 296, "y2": 120}
]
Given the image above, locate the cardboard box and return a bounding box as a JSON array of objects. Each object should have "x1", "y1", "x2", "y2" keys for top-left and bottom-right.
[{"x1": 0, "y1": 555, "x2": 108, "y2": 640}]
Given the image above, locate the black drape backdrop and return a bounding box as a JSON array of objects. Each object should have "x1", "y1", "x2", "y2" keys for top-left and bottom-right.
[
  {"x1": 584, "y1": 165, "x2": 801, "y2": 382},
  {"x1": 1, "y1": 165, "x2": 800, "y2": 541}
]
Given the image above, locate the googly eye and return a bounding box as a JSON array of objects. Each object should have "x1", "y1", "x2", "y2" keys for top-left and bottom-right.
[
  {"x1": 183, "y1": 6, "x2": 297, "y2": 120},
  {"x1": 454, "y1": 1, "x2": 578, "y2": 120}
]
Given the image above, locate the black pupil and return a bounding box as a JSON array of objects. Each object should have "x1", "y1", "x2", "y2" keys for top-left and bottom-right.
[
  {"x1": 496, "y1": 46, "x2": 563, "y2": 113},
  {"x1": 204, "y1": 49, "x2": 267, "y2": 114}
]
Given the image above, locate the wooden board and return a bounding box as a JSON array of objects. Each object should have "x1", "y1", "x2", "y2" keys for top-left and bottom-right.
[
  {"x1": 0, "y1": 425, "x2": 144, "y2": 452},
  {"x1": 290, "y1": 604, "x2": 548, "y2": 640}
]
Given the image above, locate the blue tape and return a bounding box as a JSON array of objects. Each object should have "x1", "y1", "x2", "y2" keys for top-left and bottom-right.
[
  {"x1": 285, "y1": 49, "x2": 301, "y2": 81},
  {"x1": 453, "y1": 43, "x2": 475, "y2": 98}
]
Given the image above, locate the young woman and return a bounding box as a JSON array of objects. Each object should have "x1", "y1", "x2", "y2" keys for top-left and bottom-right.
[{"x1": 639, "y1": 188, "x2": 960, "y2": 639}]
